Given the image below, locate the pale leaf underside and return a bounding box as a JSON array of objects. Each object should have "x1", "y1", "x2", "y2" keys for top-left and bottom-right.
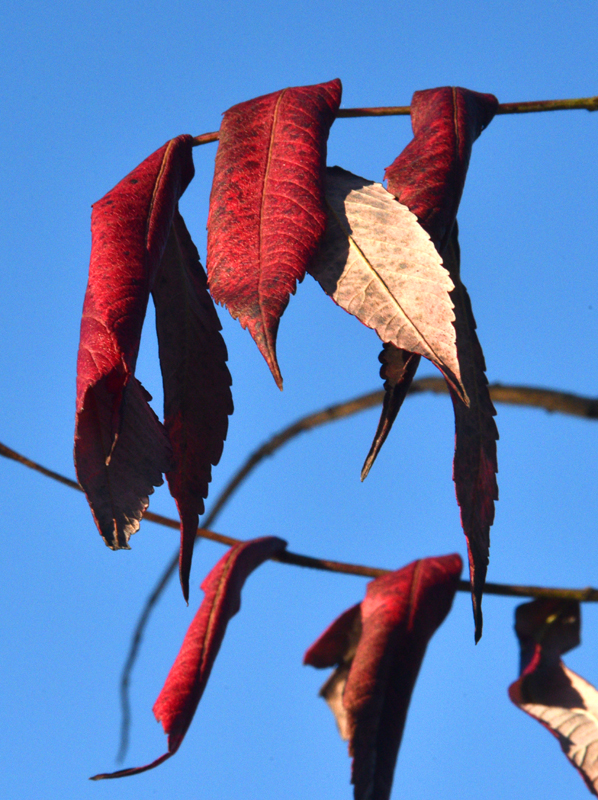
[
  {"x1": 309, "y1": 167, "x2": 464, "y2": 400},
  {"x1": 515, "y1": 666, "x2": 598, "y2": 796}
]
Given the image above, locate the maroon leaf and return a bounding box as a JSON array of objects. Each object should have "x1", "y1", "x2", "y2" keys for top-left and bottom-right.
[
  {"x1": 385, "y1": 86, "x2": 498, "y2": 254},
  {"x1": 383, "y1": 87, "x2": 499, "y2": 641},
  {"x1": 360, "y1": 346, "x2": 420, "y2": 480},
  {"x1": 75, "y1": 135, "x2": 195, "y2": 549},
  {"x1": 152, "y1": 209, "x2": 233, "y2": 602},
  {"x1": 304, "y1": 553, "x2": 462, "y2": 800},
  {"x1": 207, "y1": 78, "x2": 342, "y2": 389},
  {"x1": 91, "y1": 535, "x2": 287, "y2": 780},
  {"x1": 443, "y1": 225, "x2": 498, "y2": 642},
  {"x1": 509, "y1": 599, "x2": 598, "y2": 796}
]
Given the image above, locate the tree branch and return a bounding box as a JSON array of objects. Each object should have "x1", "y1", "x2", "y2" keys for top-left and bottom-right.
[
  {"x1": 192, "y1": 95, "x2": 598, "y2": 145},
  {"x1": 3, "y1": 379, "x2": 598, "y2": 759}
]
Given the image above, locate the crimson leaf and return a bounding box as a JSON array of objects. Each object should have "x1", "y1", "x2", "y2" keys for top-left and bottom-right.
[
  {"x1": 75, "y1": 135, "x2": 194, "y2": 549},
  {"x1": 509, "y1": 598, "x2": 598, "y2": 796},
  {"x1": 152, "y1": 209, "x2": 233, "y2": 601},
  {"x1": 304, "y1": 553, "x2": 462, "y2": 800},
  {"x1": 207, "y1": 78, "x2": 342, "y2": 388},
  {"x1": 381, "y1": 86, "x2": 499, "y2": 640},
  {"x1": 91, "y1": 535, "x2": 287, "y2": 780}
]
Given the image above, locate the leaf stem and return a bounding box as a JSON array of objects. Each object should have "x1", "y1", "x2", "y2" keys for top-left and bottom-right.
[{"x1": 192, "y1": 95, "x2": 598, "y2": 145}]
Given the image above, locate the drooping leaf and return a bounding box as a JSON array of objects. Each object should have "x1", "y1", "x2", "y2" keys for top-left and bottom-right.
[
  {"x1": 443, "y1": 224, "x2": 498, "y2": 641},
  {"x1": 91, "y1": 536, "x2": 287, "y2": 780},
  {"x1": 385, "y1": 86, "x2": 498, "y2": 254},
  {"x1": 152, "y1": 209, "x2": 233, "y2": 602},
  {"x1": 207, "y1": 78, "x2": 342, "y2": 389},
  {"x1": 308, "y1": 166, "x2": 464, "y2": 399},
  {"x1": 75, "y1": 135, "x2": 195, "y2": 549},
  {"x1": 360, "y1": 346, "x2": 420, "y2": 480},
  {"x1": 304, "y1": 553, "x2": 462, "y2": 800},
  {"x1": 509, "y1": 598, "x2": 598, "y2": 796},
  {"x1": 381, "y1": 86, "x2": 499, "y2": 640}
]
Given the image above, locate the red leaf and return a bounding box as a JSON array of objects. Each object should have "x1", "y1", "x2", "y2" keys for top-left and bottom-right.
[
  {"x1": 384, "y1": 87, "x2": 499, "y2": 640},
  {"x1": 443, "y1": 225, "x2": 498, "y2": 641},
  {"x1": 509, "y1": 599, "x2": 598, "y2": 796},
  {"x1": 91, "y1": 535, "x2": 287, "y2": 780},
  {"x1": 75, "y1": 135, "x2": 195, "y2": 549},
  {"x1": 304, "y1": 553, "x2": 462, "y2": 800},
  {"x1": 153, "y1": 209, "x2": 233, "y2": 601},
  {"x1": 385, "y1": 86, "x2": 498, "y2": 253},
  {"x1": 207, "y1": 78, "x2": 342, "y2": 389}
]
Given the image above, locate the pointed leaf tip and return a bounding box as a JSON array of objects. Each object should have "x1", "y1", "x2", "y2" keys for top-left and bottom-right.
[
  {"x1": 306, "y1": 553, "x2": 462, "y2": 800},
  {"x1": 207, "y1": 79, "x2": 342, "y2": 386}
]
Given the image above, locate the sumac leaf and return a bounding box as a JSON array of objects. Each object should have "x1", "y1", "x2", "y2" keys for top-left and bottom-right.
[
  {"x1": 75, "y1": 135, "x2": 195, "y2": 549},
  {"x1": 509, "y1": 599, "x2": 598, "y2": 796},
  {"x1": 304, "y1": 553, "x2": 462, "y2": 800},
  {"x1": 91, "y1": 535, "x2": 287, "y2": 780},
  {"x1": 207, "y1": 78, "x2": 342, "y2": 389},
  {"x1": 152, "y1": 209, "x2": 233, "y2": 601},
  {"x1": 384, "y1": 87, "x2": 499, "y2": 640},
  {"x1": 385, "y1": 86, "x2": 498, "y2": 254},
  {"x1": 443, "y1": 225, "x2": 497, "y2": 641},
  {"x1": 308, "y1": 166, "x2": 464, "y2": 399}
]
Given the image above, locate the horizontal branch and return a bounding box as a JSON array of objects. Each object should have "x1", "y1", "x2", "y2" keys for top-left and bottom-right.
[{"x1": 192, "y1": 94, "x2": 598, "y2": 145}]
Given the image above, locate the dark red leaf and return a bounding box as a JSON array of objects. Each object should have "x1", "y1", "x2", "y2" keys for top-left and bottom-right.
[
  {"x1": 305, "y1": 553, "x2": 462, "y2": 800},
  {"x1": 385, "y1": 86, "x2": 498, "y2": 254},
  {"x1": 360, "y1": 346, "x2": 420, "y2": 480},
  {"x1": 91, "y1": 535, "x2": 287, "y2": 780},
  {"x1": 509, "y1": 599, "x2": 598, "y2": 796},
  {"x1": 383, "y1": 87, "x2": 499, "y2": 640},
  {"x1": 207, "y1": 79, "x2": 342, "y2": 388},
  {"x1": 75, "y1": 135, "x2": 195, "y2": 549},
  {"x1": 443, "y1": 225, "x2": 498, "y2": 642},
  {"x1": 152, "y1": 209, "x2": 233, "y2": 602}
]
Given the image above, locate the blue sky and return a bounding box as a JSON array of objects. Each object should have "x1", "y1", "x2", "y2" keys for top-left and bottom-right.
[{"x1": 1, "y1": 1, "x2": 598, "y2": 798}]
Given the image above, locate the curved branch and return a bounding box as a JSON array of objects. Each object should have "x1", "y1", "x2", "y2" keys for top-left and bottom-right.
[
  {"x1": 2, "y1": 380, "x2": 598, "y2": 758},
  {"x1": 192, "y1": 95, "x2": 598, "y2": 145}
]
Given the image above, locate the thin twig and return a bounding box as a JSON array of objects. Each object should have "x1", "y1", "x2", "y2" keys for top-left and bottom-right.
[
  {"x1": 192, "y1": 95, "x2": 598, "y2": 145},
  {"x1": 2, "y1": 380, "x2": 598, "y2": 758}
]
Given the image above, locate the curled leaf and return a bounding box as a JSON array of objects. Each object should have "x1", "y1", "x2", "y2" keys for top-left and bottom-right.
[
  {"x1": 309, "y1": 166, "x2": 463, "y2": 398},
  {"x1": 153, "y1": 210, "x2": 233, "y2": 601},
  {"x1": 207, "y1": 79, "x2": 342, "y2": 388},
  {"x1": 75, "y1": 135, "x2": 195, "y2": 549},
  {"x1": 91, "y1": 535, "x2": 287, "y2": 780},
  {"x1": 509, "y1": 598, "x2": 598, "y2": 796},
  {"x1": 304, "y1": 553, "x2": 462, "y2": 800}
]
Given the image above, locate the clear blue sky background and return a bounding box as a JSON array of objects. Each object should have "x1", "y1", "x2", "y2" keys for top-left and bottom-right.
[{"x1": 1, "y1": 1, "x2": 598, "y2": 798}]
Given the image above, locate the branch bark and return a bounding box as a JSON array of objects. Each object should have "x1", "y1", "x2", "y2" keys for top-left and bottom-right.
[{"x1": 192, "y1": 94, "x2": 598, "y2": 145}]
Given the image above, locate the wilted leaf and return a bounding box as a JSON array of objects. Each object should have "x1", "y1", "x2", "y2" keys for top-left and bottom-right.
[
  {"x1": 152, "y1": 210, "x2": 233, "y2": 601},
  {"x1": 91, "y1": 536, "x2": 287, "y2": 780},
  {"x1": 308, "y1": 166, "x2": 464, "y2": 399},
  {"x1": 381, "y1": 87, "x2": 498, "y2": 640},
  {"x1": 304, "y1": 553, "x2": 462, "y2": 800},
  {"x1": 75, "y1": 135, "x2": 195, "y2": 549},
  {"x1": 360, "y1": 346, "x2": 420, "y2": 480},
  {"x1": 207, "y1": 79, "x2": 342, "y2": 388},
  {"x1": 509, "y1": 598, "x2": 598, "y2": 797}
]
